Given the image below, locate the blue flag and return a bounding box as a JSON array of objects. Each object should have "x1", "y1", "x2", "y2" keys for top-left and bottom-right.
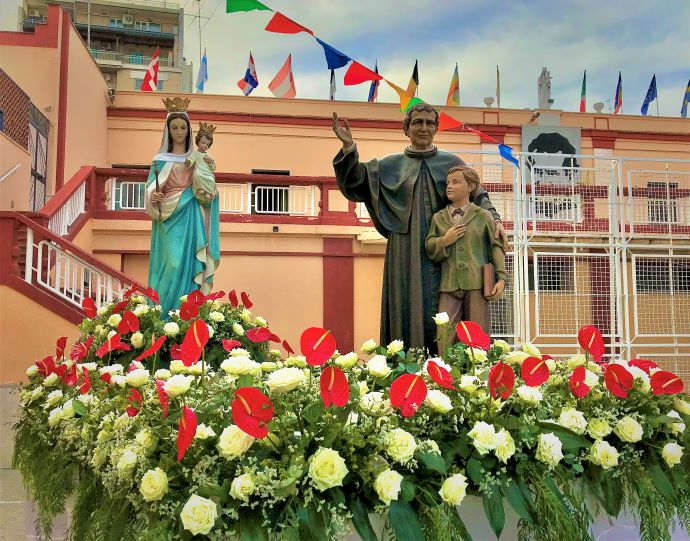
[
  {"x1": 195, "y1": 49, "x2": 208, "y2": 93},
  {"x1": 499, "y1": 144, "x2": 519, "y2": 167},
  {"x1": 367, "y1": 61, "x2": 379, "y2": 102},
  {"x1": 315, "y1": 37, "x2": 351, "y2": 70},
  {"x1": 682, "y1": 78, "x2": 690, "y2": 118},
  {"x1": 640, "y1": 74, "x2": 657, "y2": 116}
]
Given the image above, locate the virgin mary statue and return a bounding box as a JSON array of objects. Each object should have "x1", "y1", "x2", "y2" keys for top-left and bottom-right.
[{"x1": 145, "y1": 97, "x2": 220, "y2": 317}]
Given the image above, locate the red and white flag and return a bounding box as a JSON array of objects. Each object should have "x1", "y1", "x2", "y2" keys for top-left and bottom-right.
[
  {"x1": 141, "y1": 48, "x2": 159, "y2": 92},
  {"x1": 269, "y1": 54, "x2": 296, "y2": 99}
]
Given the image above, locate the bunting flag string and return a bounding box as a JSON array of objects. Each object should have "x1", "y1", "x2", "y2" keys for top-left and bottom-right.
[
  {"x1": 343, "y1": 61, "x2": 382, "y2": 86},
  {"x1": 315, "y1": 37, "x2": 351, "y2": 70},
  {"x1": 265, "y1": 11, "x2": 312, "y2": 34}
]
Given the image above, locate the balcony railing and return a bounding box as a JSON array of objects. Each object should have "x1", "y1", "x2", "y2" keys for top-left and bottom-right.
[{"x1": 89, "y1": 49, "x2": 174, "y2": 67}]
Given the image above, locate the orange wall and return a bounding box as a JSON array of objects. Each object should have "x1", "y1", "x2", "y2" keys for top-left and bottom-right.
[{"x1": 0, "y1": 133, "x2": 31, "y2": 211}]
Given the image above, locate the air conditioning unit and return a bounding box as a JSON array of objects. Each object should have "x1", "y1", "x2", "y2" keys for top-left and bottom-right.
[
  {"x1": 29, "y1": 9, "x2": 41, "y2": 17},
  {"x1": 102, "y1": 42, "x2": 112, "y2": 50},
  {"x1": 122, "y1": 14, "x2": 134, "y2": 26}
]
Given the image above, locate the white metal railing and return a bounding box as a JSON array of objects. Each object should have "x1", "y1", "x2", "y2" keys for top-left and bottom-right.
[
  {"x1": 48, "y1": 182, "x2": 86, "y2": 236},
  {"x1": 89, "y1": 49, "x2": 174, "y2": 67},
  {"x1": 24, "y1": 230, "x2": 127, "y2": 309}
]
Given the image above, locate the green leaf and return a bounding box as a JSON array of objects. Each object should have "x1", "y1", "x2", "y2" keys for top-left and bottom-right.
[
  {"x1": 105, "y1": 500, "x2": 131, "y2": 541},
  {"x1": 537, "y1": 422, "x2": 592, "y2": 450},
  {"x1": 647, "y1": 415, "x2": 679, "y2": 429},
  {"x1": 503, "y1": 478, "x2": 536, "y2": 524},
  {"x1": 449, "y1": 507, "x2": 475, "y2": 541},
  {"x1": 418, "y1": 451, "x2": 447, "y2": 474},
  {"x1": 648, "y1": 463, "x2": 677, "y2": 503},
  {"x1": 239, "y1": 509, "x2": 269, "y2": 541},
  {"x1": 348, "y1": 495, "x2": 378, "y2": 541},
  {"x1": 237, "y1": 374, "x2": 254, "y2": 388},
  {"x1": 466, "y1": 457, "x2": 483, "y2": 485},
  {"x1": 482, "y1": 488, "x2": 505, "y2": 539},
  {"x1": 296, "y1": 504, "x2": 323, "y2": 541},
  {"x1": 601, "y1": 473, "x2": 623, "y2": 517},
  {"x1": 303, "y1": 401, "x2": 325, "y2": 425},
  {"x1": 72, "y1": 399, "x2": 87, "y2": 417},
  {"x1": 406, "y1": 363, "x2": 420, "y2": 374},
  {"x1": 496, "y1": 416, "x2": 520, "y2": 430},
  {"x1": 669, "y1": 464, "x2": 690, "y2": 492},
  {"x1": 388, "y1": 500, "x2": 424, "y2": 541},
  {"x1": 400, "y1": 480, "x2": 416, "y2": 502}
]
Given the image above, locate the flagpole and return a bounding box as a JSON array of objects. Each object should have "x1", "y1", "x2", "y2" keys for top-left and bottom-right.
[
  {"x1": 197, "y1": 0, "x2": 202, "y2": 69},
  {"x1": 656, "y1": 94, "x2": 660, "y2": 117}
]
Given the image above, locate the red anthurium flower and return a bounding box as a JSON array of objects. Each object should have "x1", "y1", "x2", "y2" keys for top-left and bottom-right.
[
  {"x1": 578, "y1": 325, "x2": 605, "y2": 363},
  {"x1": 177, "y1": 406, "x2": 197, "y2": 461},
  {"x1": 456, "y1": 321, "x2": 491, "y2": 350},
  {"x1": 489, "y1": 362, "x2": 515, "y2": 399},
  {"x1": 222, "y1": 339, "x2": 242, "y2": 352},
  {"x1": 300, "y1": 327, "x2": 337, "y2": 366},
  {"x1": 650, "y1": 370, "x2": 685, "y2": 396},
  {"x1": 240, "y1": 291, "x2": 253, "y2": 309},
  {"x1": 82, "y1": 297, "x2": 97, "y2": 318},
  {"x1": 35, "y1": 355, "x2": 56, "y2": 377},
  {"x1": 179, "y1": 301, "x2": 200, "y2": 321},
  {"x1": 269, "y1": 332, "x2": 281, "y2": 343},
  {"x1": 320, "y1": 366, "x2": 350, "y2": 408},
  {"x1": 569, "y1": 365, "x2": 590, "y2": 398},
  {"x1": 55, "y1": 337, "x2": 68, "y2": 360},
  {"x1": 117, "y1": 311, "x2": 140, "y2": 334},
  {"x1": 126, "y1": 388, "x2": 142, "y2": 417},
  {"x1": 143, "y1": 287, "x2": 160, "y2": 305},
  {"x1": 112, "y1": 299, "x2": 129, "y2": 314},
  {"x1": 628, "y1": 358, "x2": 658, "y2": 375},
  {"x1": 228, "y1": 290, "x2": 239, "y2": 308},
  {"x1": 426, "y1": 360, "x2": 459, "y2": 391},
  {"x1": 135, "y1": 335, "x2": 166, "y2": 362},
  {"x1": 521, "y1": 356, "x2": 550, "y2": 387},
  {"x1": 232, "y1": 387, "x2": 274, "y2": 439},
  {"x1": 53, "y1": 363, "x2": 67, "y2": 380},
  {"x1": 123, "y1": 283, "x2": 138, "y2": 299},
  {"x1": 180, "y1": 320, "x2": 209, "y2": 366},
  {"x1": 246, "y1": 327, "x2": 273, "y2": 343},
  {"x1": 282, "y1": 340, "x2": 295, "y2": 355},
  {"x1": 205, "y1": 290, "x2": 225, "y2": 301},
  {"x1": 70, "y1": 336, "x2": 94, "y2": 362},
  {"x1": 156, "y1": 380, "x2": 169, "y2": 418},
  {"x1": 79, "y1": 367, "x2": 91, "y2": 395},
  {"x1": 63, "y1": 363, "x2": 78, "y2": 386},
  {"x1": 604, "y1": 363, "x2": 634, "y2": 398},
  {"x1": 96, "y1": 334, "x2": 130, "y2": 358},
  {"x1": 187, "y1": 290, "x2": 205, "y2": 305},
  {"x1": 170, "y1": 344, "x2": 183, "y2": 361},
  {"x1": 390, "y1": 373, "x2": 428, "y2": 418},
  {"x1": 100, "y1": 372, "x2": 112, "y2": 384}
]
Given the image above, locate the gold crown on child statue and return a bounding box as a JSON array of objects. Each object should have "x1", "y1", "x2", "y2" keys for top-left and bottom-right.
[
  {"x1": 162, "y1": 97, "x2": 190, "y2": 113},
  {"x1": 197, "y1": 122, "x2": 216, "y2": 136}
]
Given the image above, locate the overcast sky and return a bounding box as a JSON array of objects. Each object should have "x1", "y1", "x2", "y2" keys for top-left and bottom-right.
[{"x1": 2, "y1": 0, "x2": 689, "y2": 117}]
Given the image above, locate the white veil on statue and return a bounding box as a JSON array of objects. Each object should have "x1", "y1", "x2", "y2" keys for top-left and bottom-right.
[{"x1": 153, "y1": 111, "x2": 195, "y2": 163}]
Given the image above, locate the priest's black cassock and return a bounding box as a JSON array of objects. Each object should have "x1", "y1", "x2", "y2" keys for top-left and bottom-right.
[{"x1": 333, "y1": 145, "x2": 500, "y2": 353}]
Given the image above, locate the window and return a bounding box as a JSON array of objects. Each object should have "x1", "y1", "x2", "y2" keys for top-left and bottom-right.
[
  {"x1": 529, "y1": 257, "x2": 574, "y2": 292},
  {"x1": 147, "y1": 22, "x2": 161, "y2": 32},
  {"x1": 647, "y1": 181, "x2": 679, "y2": 224},
  {"x1": 128, "y1": 50, "x2": 144, "y2": 64},
  {"x1": 134, "y1": 79, "x2": 164, "y2": 91},
  {"x1": 134, "y1": 21, "x2": 145, "y2": 30},
  {"x1": 636, "y1": 258, "x2": 690, "y2": 293},
  {"x1": 108, "y1": 18, "x2": 123, "y2": 28},
  {"x1": 250, "y1": 170, "x2": 290, "y2": 214}
]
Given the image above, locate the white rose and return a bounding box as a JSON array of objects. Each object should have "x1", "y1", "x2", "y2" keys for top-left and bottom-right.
[
  {"x1": 116, "y1": 448, "x2": 138, "y2": 479},
  {"x1": 194, "y1": 424, "x2": 217, "y2": 440},
  {"x1": 521, "y1": 342, "x2": 541, "y2": 358},
  {"x1": 111, "y1": 375, "x2": 127, "y2": 388},
  {"x1": 674, "y1": 397, "x2": 690, "y2": 415},
  {"x1": 661, "y1": 442, "x2": 684, "y2": 467},
  {"x1": 163, "y1": 322, "x2": 179, "y2": 337},
  {"x1": 266, "y1": 367, "x2": 305, "y2": 393},
  {"x1": 44, "y1": 373, "x2": 60, "y2": 387},
  {"x1": 47, "y1": 407, "x2": 64, "y2": 427},
  {"x1": 97, "y1": 306, "x2": 109, "y2": 316},
  {"x1": 239, "y1": 309, "x2": 252, "y2": 324},
  {"x1": 206, "y1": 324, "x2": 214, "y2": 338},
  {"x1": 583, "y1": 369, "x2": 599, "y2": 388},
  {"x1": 433, "y1": 312, "x2": 449, "y2": 326},
  {"x1": 492, "y1": 339, "x2": 511, "y2": 354},
  {"x1": 504, "y1": 351, "x2": 530, "y2": 366},
  {"x1": 61, "y1": 399, "x2": 76, "y2": 420},
  {"x1": 517, "y1": 385, "x2": 543, "y2": 405},
  {"x1": 217, "y1": 425, "x2": 254, "y2": 459},
  {"x1": 99, "y1": 363, "x2": 123, "y2": 375},
  {"x1": 425, "y1": 390, "x2": 453, "y2": 413},
  {"x1": 126, "y1": 368, "x2": 150, "y2": 388},
  {"x1": 385, "y1": 429, "x2": 417, "y2": 463},
  {"x1": 361, "y1": 339, "x2": 378, "y2": 354},
  {"x1": 559, "y1": 408, "x2": 588, "y2": 435},
  {"x1": 170, "y1": 360, "x2": 187, "y2": 374},
  {"x1": 468, "y1": 348, "x2": 488, "y2": 363},
  {"x1": 588, "y1": 440, "x2": 619, "y2": 469},
  {"x1": 221, "y1": 356, "x2": 261, "y2": 376},
  {"x1": 139, "y1": 467, "x2": 168, "y2": 501},
  {"x1": 230, "y1": 474, "x2": 256, "y2": 502},
  {"x1": 666, "y1": 411, "x2": 686, "y2": 435},
  {"x1": 232, "y1": 323, "x2": 245, "y2": 337},
  {"x1": 113, "y1": 413, "x2": 131, "y2": 430},
  {"x1": 285, "y1": 355, "x2": 307, "y2": 368},
  {"x1": 133, "y1": 304, "x2": 149, "y2": 316},
  {"x1": 495, "y1": 429, "x2": 516, "y2": 463},
  {"x1": 367, "y1": 355, "x2": 392, "y2": 378},
  {"x1": 130, "y1": 331, "x2": 145, "y2": 349},
  {"x1": 180, "y1": 494, "x2": 218, "y2": 536},
  {"x1": 566, "y1": 354, "x2": 587, "y2": 370},
  {"x1": 107, "y1": 313, "x2": 122, "y2": 327},
  {"x1": 209, "y1": 311, "x2": 225, "y2": 322},
  {"x1": 260, "y1": 362, "x2": 278, "y2": 373},
  {"x1": 360, "y1": 391, "x2": 393, "y2": 415},
  {"x1": 187, "y1": 362, "x2": 207, "y2": 376},
  {"x1": 614, "y1": 416, "x2": 644, "y2": 443},
  {"x1": 164, "y1": 374, "x2": 194, "y2": 397},
  {"x1": 29, "y1": 386, "x2": 44, "y2": 403},
  {"x1": 335, "y1": 352, "x2": 359, "y2": 370},
  {"x1": 587, "y1": 418, "x2": 613, "y2": 439},
  {"x1": 26, "y1": 365, "x2": 39, "y2": 377},
  {"x1": 386, "y1": 340, "x2": 404, "y2": 356},
  {"x1": 308, "y1": 447, "x2": 349, "y2": 491},
  {"x1": 253, "y1": 316, "x2": 268, "y2": 327},
  {"x1": 135, "y1": 428, "x2": 157, "y2": 453},
  {"x1": 154, "y1": 369, "x2": 171, "y2": 380},
  {"x1": 467, "y1": 422, "x2": 499, "y2": 455},
  {"x1": 374, "y1": 469, "x2": 403, "y2": 505},
  {"x1": 536, "y1": 433, "x2": 564, "y2": 467},
  {"x1": 459, "y1": 375, "x2": 480, "y2": 394},
  {"x1": 438, "y1": 473, "x2": 468, "y2": 506},
  {"x1": 45, "y1": 389, "x2": 64, "y2": 406},
  {"x1": 78, "y1": 362, "x2": 97, "y2": 372}
]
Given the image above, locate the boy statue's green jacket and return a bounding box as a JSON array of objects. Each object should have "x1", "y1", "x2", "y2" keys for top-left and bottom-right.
[{"x1": 425, "y1": 203, "x2": 507, "y2": 292}]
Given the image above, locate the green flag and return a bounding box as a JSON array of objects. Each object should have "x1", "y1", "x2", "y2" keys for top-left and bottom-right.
[{"x1": 226, "y1": 0, "x2": 272, "y2": 13}]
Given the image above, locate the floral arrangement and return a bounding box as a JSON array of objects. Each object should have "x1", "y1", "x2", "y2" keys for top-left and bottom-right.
[{"x1": 12, "y1": 287, "x2": 690, "y2": 541}]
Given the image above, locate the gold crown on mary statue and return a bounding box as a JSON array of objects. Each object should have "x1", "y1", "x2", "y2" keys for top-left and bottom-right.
[
  {"x1": 197, "y1": 122, "x2": 216, "y2": 137},
  {"x1": 162, "y1": 97, "x2": 190, "y2": 113}
]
